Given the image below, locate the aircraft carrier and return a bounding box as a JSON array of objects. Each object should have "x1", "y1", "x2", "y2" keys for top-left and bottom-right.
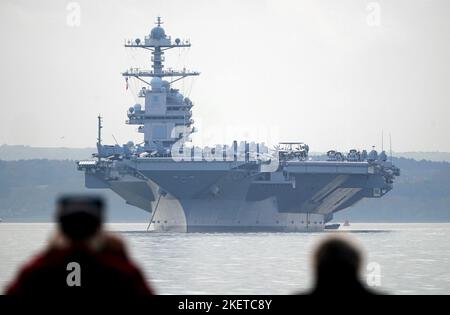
[{"x1": 77, "y1": 18, "x2": 400, "y2": 232}]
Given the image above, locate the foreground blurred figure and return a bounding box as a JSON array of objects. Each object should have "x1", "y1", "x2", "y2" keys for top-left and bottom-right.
[
  {"x1": 5, "y1": 196, "x2": 154, "y2": 295},
  {"x1": 307, "y1": 235, "x2": 376, "y2": 295}
]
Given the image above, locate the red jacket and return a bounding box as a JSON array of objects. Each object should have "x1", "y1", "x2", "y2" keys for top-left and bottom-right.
[{"x1": 5, "y1": 235, "x2": 155, "y2": 295}]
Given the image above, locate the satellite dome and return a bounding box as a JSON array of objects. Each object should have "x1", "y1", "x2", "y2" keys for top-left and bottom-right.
[
  {"x1": 368, "y1": 149, "x2": 378, "y2": 161},
  {"x1": 176, "y1": 93, "x2": 184, "y2": 102},
  {"x1": 151, "y1": 77, "x2": 163, "y2": 90},
  {"x1": 379, "y1": 150, "x2": 388, "y2": 162},
  {"x1": 150, "y1": 26, "x2": 166, "y2": 40},
  {"x1": 162, "y1": 80, "x2": 170, "y2": 90},
  {"x1": 134, "y1": 104, "x2": 142, "y2": 111},
  {"x1": 128, "y1": 106, "x2": 134, "y2": 113}
]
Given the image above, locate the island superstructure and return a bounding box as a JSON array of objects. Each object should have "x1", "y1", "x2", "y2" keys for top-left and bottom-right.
[{"x1": 77, "y1": 18, "x2": 400, "y2": 232}]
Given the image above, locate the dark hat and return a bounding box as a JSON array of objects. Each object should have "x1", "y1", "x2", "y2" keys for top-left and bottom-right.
[
  {"x1": 56, "y1": 195, "x2": 105, "y2": 240},
  {"x1": 57, "y1": 195, "x2": 104, "y2": 219}
]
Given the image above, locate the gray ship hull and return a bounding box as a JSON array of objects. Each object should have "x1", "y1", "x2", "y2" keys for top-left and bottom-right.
[{"x1": 81, "y1": 158, "x2": 395, "y2": 232}]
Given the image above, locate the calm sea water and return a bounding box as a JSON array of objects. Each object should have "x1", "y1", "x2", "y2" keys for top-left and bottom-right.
[{"x1": 0, "y1": 223, "x2": 449, "y2": 295}]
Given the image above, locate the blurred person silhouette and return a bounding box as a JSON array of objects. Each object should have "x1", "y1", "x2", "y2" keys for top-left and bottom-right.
[
  {"x1": 305, "y1": 234, "x2": 377, "y2": 295},
  {"x1": 5, "y1": 195, "x2": 154, "y2": 295}
]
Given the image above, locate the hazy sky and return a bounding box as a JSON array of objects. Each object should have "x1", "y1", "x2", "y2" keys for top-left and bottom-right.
[{"x1": 1, "y1": 0, "x2": 449, "y2": 152}]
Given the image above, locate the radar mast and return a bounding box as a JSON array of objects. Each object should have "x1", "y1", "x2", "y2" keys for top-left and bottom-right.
[{"x1": 123, "y1": 17, "x2": 199, "y2": 155}]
